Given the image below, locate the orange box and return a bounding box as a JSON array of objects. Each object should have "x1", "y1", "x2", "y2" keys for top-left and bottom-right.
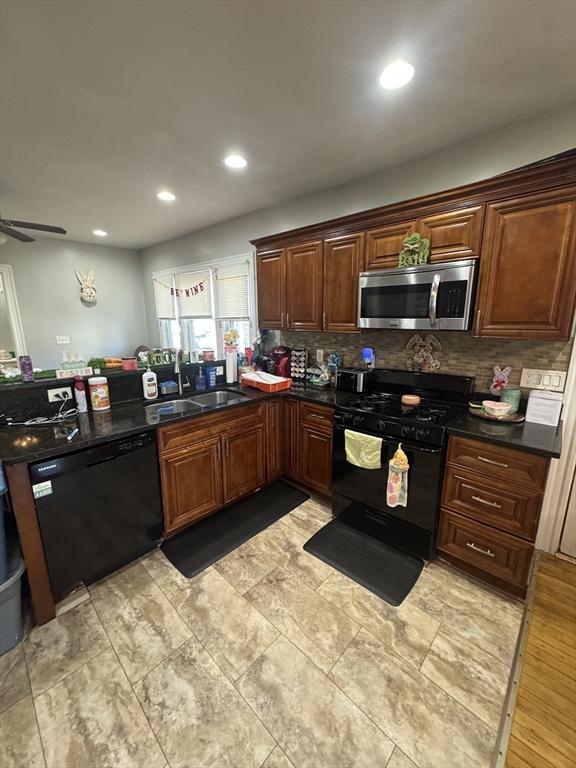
[{"x1": 240, "y1": 372, "x2": 292, "y2": 393}]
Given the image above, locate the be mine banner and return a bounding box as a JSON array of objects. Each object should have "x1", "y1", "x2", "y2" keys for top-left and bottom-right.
[{"x1": 153, "y1": 277, "x2": 207, "y2": 298}]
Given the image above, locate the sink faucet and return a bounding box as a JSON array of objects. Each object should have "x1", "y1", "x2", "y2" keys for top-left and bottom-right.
[{"x1": 175, "y1": 350, "x2": 184, "y2": 395}]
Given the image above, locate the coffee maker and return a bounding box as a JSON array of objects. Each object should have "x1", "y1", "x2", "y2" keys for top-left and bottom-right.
[{"x1": 269, "y1": 346, "x2": 291, "y2": 377}]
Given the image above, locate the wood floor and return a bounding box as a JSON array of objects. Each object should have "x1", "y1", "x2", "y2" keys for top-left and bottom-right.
[{"x1": 505, "y1": 553, "x2": 576, "y2": 768}]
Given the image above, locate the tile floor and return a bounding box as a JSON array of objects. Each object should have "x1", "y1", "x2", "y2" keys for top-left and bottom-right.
[{"x1": 0, "y1": 497, "x2": 524, "y2": 768}]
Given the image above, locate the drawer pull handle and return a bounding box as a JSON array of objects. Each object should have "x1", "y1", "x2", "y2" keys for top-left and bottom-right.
[
  {"x1": 466, "y1": 541, "x2": 495, "y2": 558},
  {"x1": 472, "y1": 495, "x2": 501, "y2": 509},
  {"x1": 477, "y1": 456, "x2": 509, "y2": 468}
]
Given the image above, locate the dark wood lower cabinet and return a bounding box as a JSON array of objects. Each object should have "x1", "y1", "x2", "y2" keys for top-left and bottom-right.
[
  {"x1": 266, "y1": 400, "x2": 284, "y2": 480},
  {"x1": 161, "y1": 437, "x2": 223, "y2": 536},
  {"x1": 159, "y1": 397, "x2": 334, "y2": 536},
  {"x1": 299, "y1": 423, "x2": 333, "y2": 496},
  {"x1": 438, "y1": 510, "x2": 533, "y2": 596},
  {"x1": 440, "y1": 434, "x2": 548, "y2": 597},
  {"x1": 223, "y1": 425, "x2": 266, "y2": 504},
  {"x1": 284, "y1": 398, "x2": 300, "y2": 480}
]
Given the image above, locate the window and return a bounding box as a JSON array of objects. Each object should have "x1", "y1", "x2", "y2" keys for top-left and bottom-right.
[{"x1": 153, "y1": 255, "x2": 254, "y2": 358}]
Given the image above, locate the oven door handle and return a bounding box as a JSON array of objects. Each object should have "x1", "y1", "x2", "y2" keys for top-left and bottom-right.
[
  {"x1": 429, "y1": 272, "x2": 441, "y2": 327},
  {"x1": 333, "y1": 423, "x2": 442, "y2": 454}
]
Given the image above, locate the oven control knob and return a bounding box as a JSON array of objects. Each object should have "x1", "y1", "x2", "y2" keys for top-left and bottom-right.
[
  {"x1": 343, "y1": 413, "x2": 352, "y2": 424},
  {"x1": 415, "y1": 428, "x2": 431, "y2": 441},
  {"x1": 352, "y1": 415, "x2": 364, "y2": 427},
  {"x1": 377, "y1": 420, "x2": 387, "y2": 431},
  {"x1": 401, "y1": 425, "x2": 414, "y2": 439}
]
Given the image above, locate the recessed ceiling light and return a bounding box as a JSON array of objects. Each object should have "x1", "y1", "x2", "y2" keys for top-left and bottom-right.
[
  {"x1": 224, "y1": 154, "x2": 247, "y2": 169},
  {"x1": 379, "y1": 60, "x2": 415, "y2": 89},
  {"x1": 157, "y1": 190, "x2": 176, "y2": 202},
  {"x1": 92, "y1": 229, "x2": 108, "y2": 237}
]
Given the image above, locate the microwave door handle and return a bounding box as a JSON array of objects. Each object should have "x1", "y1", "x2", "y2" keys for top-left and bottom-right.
[{"x1": 429, "y1": 272, "x2": 441, "y2": 326}]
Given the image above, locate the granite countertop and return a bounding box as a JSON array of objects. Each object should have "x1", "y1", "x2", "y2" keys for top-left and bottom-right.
[
  {"x1": 447, "y1": 412, "x2": 562, "y2": 459},
  {"x1": 0, "y1": 381, "x2": 563, "y2": 465},
  {"x1": 0, "y1": 384, "x2": 345, "y2": 465}
]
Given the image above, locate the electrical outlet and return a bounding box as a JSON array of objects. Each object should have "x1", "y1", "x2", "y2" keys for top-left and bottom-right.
[
  {"x1": 520, "y1": 368, "x2": 566, "y2": 391},
  {"x1": 216, "y1": 366, "x2": 224, "y2": 375},
  {"x1": 56, "y1": 335, "x2": 70, "y2": 345},
  {"x1": 316, "y1": 349, "x2": 324, "y2": 363},
  {"x1": 47, "y1": 386, "x2": 73, "y2": 403}
]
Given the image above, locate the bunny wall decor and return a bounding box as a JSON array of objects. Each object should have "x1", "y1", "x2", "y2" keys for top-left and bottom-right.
[
  {"x1": 406, "y1": 334, "x2": 442, "y2": 372},
  {"x1": 490, "y1": 365, "x2": 512, "y2": 395},
  {"x1": 75, "y1": 269, "x2": 97, "y2": 305}
]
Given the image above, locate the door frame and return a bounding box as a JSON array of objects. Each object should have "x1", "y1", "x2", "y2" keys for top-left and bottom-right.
[
  {"x1": 536, "y1": 323, "x2": 576, "y2": 553},
  {"x1": 0, "y1": 264, "x2": 28, "y2": 357}
]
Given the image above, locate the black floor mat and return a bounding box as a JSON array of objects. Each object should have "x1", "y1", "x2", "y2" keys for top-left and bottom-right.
[
  {"x1": 304, "y1": 518, "x2": 423, "y2": 606},
  {"x1": 162, "y1": 482, "x2": 309, "y2": 578}
]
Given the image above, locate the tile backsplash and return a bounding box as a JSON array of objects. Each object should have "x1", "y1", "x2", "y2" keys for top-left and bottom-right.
[{"x1": 272, "y1": 330, "x2": 573, "y2": 393}]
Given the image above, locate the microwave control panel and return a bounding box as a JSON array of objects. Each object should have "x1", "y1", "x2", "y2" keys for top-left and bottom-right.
[{"x1": 437, "y1": 280, "x2": 467, "y2": 318}]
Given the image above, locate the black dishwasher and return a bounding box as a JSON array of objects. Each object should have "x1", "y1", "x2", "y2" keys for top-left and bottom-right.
[{"x1": 30, "y1": 432, "x2": 163, "y2": 600}]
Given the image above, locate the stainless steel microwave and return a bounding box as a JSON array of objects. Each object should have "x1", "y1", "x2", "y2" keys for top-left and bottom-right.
[{"x1": 357, "y1": 258, "x2": 477, "y2": 331}]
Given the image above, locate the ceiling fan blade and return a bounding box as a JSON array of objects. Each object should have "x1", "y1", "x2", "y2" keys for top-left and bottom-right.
[
  {"x1": 2, "y1": 220, "x2": 66, "y2": 235},
  {"x1": 0, "y1": 224, "x2": 35, "y2": 243}
]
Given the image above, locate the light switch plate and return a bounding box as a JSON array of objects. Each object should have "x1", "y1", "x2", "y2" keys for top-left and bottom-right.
[
  {"x1": 520, "y1": 368, "x2": 566, "y2": 391},
  {"x1": 56, "y1": 335, "x2": 70, "y2": 345},
  {"x1": 316, "y1": 349, "x2": 324, "y2": 363}
]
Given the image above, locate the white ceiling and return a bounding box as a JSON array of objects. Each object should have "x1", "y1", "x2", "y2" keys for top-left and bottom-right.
[{"x1": 1, "y1": 0, "x2": 575, "y2": 250}]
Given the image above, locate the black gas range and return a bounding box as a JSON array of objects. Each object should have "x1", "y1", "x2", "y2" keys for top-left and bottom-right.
[
  {"x1": 336, "y1": 392, "x2": 463, "y2": 446},
  {"x1": 332, "y1": 368, "x2": 474, "y2": 560}
]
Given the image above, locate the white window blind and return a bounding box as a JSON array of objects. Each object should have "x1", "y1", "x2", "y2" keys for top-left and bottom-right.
[
  {"x1": 153, "y1": 277, "x2": 177, "y2": 319},
  {"x1": 214, "y1": 260, "x2": 250, "y2": 319},
  {"x1": 177, "y1": 270, "x2": 212, "y2": 319}
]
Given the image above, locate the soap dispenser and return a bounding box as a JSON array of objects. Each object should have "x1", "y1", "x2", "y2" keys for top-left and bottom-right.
[{"x1": 142, "y1": 366, "x2": 158, "y2": 400}]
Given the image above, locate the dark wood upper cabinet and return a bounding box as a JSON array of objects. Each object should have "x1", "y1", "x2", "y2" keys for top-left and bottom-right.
[
  {"x1": 222, "y1": 424, "x2": 266, "y2": 504},
  {"x1": 475, "y1": 187, "x2": 576, "y2": 339},
  {"x1": 285, "y1": 240, "x2": 323, "y2": 331},
  {"x1": 365, "y1": 220, "x2": 417, "y2": 270},
  {"x1": 161, "y1": 437, "x2": 223, "y2": 536},
  {"x1": 322, "y1": 233, "x2": 365, "y2": 333},
  {"x1": 256, "y1": 249, "x2": 285, "y2": 329},
  {"x1": 418, "y1": 205, "x2": 484, "y2": 262}
]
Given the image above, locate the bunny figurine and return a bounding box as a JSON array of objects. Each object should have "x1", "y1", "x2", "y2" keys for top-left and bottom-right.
[
  {"x1": 75, "y1": 269, "x2": 97, "y2": 305},
  {"x1": 490, "y1": 365, "x2": 512, "y2": 395},
  {"x1": 406, "y1": 334, "x2": 442, "y2": 372}
]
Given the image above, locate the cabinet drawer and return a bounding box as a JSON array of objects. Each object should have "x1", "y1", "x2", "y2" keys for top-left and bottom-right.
[
  {"x1": 299, "y1": 401, "x2": 334, "y2": 432},
  {"x1": 438, "y1": 510, "x2": 533, "y2": 592},
  {"x1": 442, "y1": 466, "x2": 542, "y2": 540},
  {"x1": 447, "y1": 435, "x2": 548, "y2": 490}
]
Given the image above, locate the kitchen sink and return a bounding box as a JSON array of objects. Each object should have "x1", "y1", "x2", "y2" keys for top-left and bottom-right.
[
  {"x1": 187, "y1": 389, "x2": 249, "y2": 407},
  {"x1": 144, "y1": 399, "x2": 205, "y2": 418}
]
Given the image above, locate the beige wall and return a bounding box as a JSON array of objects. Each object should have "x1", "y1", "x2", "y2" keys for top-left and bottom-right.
[{"x1": 1, "y1": 238, "x2": 149, "y2": 369}]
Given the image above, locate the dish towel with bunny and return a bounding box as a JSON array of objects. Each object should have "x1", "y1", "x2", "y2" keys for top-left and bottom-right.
[
  {"x1": 344, "y1": 429, "x2": 382, "y2": 470},
  {"x1": 387, "y1": 443, "x2": 409, "y2": 507}
]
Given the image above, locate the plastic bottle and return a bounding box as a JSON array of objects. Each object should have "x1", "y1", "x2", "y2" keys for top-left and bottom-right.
[
  {"x1": 142, "y1": 366, "x2": 158, "y2": 400},
  {"x1": 88, "y1": 376, "x2": 110, "y2": 411},
  {"x1": 74, "y1": 375, "x2": 88, "y2": 413},
  {"x1": 19, "y1": 355, "x2": 34, "y2": 382}
]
